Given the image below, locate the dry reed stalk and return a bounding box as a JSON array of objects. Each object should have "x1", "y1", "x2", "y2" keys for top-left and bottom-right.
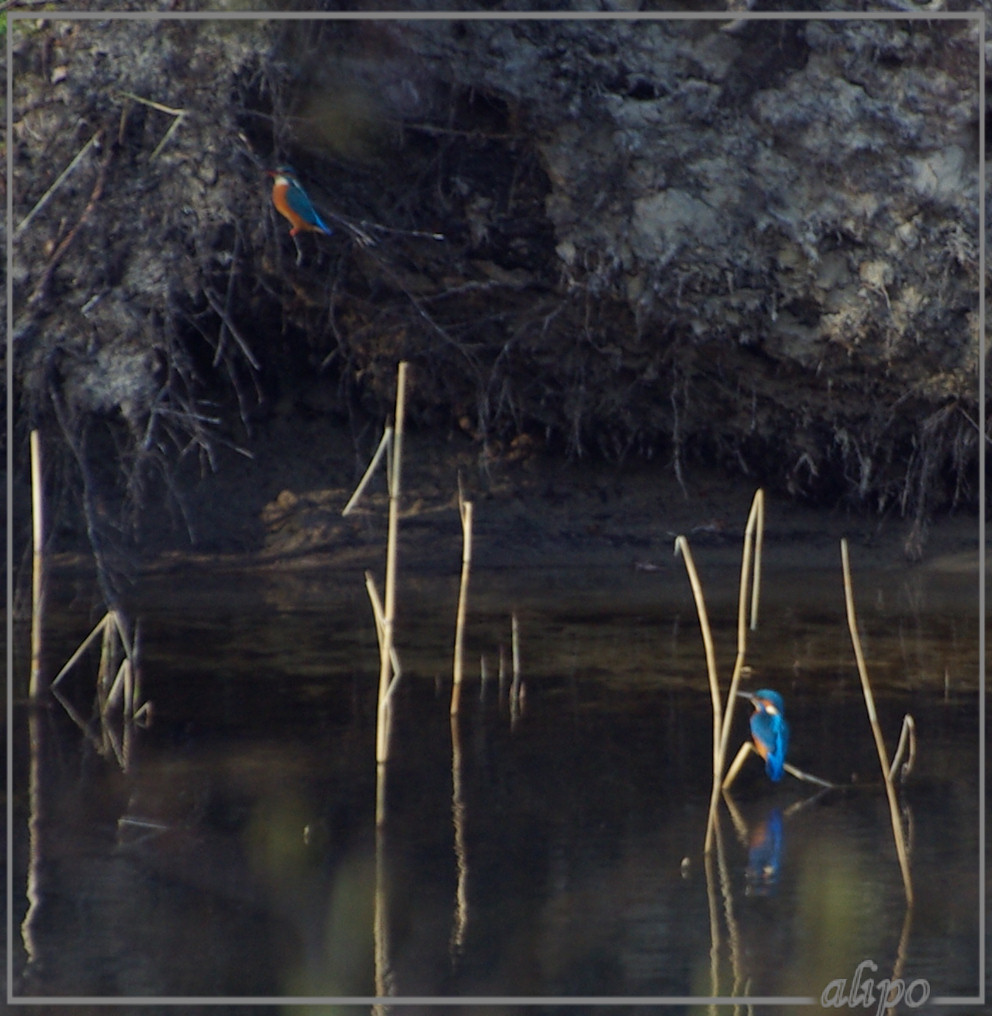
[
  {"x1": 840, "y1": 538, "x2": 914, "y2": 906},
  {"x1": 29, "y1": 430, "x2": 47, "y2": 698},
  {"x1": 450, "y1": 499, "x2": 473, "y2": 716},
  {"x1": 713, "y1": 489, "x2": 764, "y2": 773},
  {"x1": 721, "y1": 741, "x2": 753, "y2": 790},
  {"x1": 375, "y1": 363, "x2": 407, "y2": 771},
  {"x1": 681, "y1": 488, "x2": 763, "y2": 853},
  {"x1": 509, "y1": 613, "x2": 522, "y2": 707},
  {"x1": 673, "y1": 535, "x2": 721, "y2": 768},
  {"x1": 782, "y1": 761, "x2": 836, "y2": 789}
]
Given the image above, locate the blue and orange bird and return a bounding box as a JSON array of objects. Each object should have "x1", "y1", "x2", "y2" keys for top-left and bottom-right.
[
  {"x1": 267, "y1": 166, "x2": 333, "y2": 238},
  {"x1": 737, "y1": 689, "x2": 790, "y2": 782}
]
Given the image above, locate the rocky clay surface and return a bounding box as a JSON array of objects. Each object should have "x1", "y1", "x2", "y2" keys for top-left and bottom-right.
[{"x1": 7, "y1": 8, "x2": 984, "y2": 596}]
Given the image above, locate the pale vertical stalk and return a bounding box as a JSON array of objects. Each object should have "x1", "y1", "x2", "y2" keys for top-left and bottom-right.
[
  {"x1": 713, "y1": 491, "x2": 763, "y2": 788},
  {"x1": 749, "y1": 488, "x2": 764, "y2": 631},
  {"x1": 841, "y1": 538, "x2": 914, "y2": 906},
  {"x1": 376, "y1": 362, "x2": 407, "y2": 769},
  {"x1": 450, "y1": 500, "x2": 473, "y2": 716},
  {"x1": 510, "y1": 613, "x2": 521, "y2": 703},
  {"x1": 29, "y1": 430, "x2": 46, "y2": 698}
]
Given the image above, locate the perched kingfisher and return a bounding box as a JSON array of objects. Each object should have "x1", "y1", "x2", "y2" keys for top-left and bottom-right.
[
  {"x1": 267, "y1": 165, "x2": 333, "y2": 238},
  {"x1": 737, "y1": 689, "x2": 789, "y2": 782}
]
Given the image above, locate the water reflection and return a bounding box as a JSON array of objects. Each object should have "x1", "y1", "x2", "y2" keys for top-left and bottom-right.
[
  {"x1": 10, "y1": 561, "x2": 981, "y2": 1003},
  {"x1": 744, "y1": 807, "x2": 784, "y2": 896}
]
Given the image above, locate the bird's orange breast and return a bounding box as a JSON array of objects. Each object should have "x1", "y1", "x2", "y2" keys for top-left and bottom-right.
[{"x1": 271, "y1": 181, "x2": 306, "y2": 231}]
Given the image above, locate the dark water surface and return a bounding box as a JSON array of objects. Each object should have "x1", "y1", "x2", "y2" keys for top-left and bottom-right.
[{"x1": 10, "y1": 555, "x2": 981, "y2": 1007}]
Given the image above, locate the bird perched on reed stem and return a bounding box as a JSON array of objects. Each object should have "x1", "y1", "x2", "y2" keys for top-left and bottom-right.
[{"x1": 737, "y1": 689, "x2": 789, "y2": 782}]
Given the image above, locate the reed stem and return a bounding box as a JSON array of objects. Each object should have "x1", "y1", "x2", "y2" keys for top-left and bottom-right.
[
  {"x1": 674, "y1": 536, "x2": 721, "y2": 769},
  {"x1": 376, "y1": 363, "x2": 407, "y2": 771},
  {"x1": 841, "y1": 538, "x2": 914, "y2": 905},
  {"x1": 450, "y1": 499, "x2": 473, "y2": 716}
]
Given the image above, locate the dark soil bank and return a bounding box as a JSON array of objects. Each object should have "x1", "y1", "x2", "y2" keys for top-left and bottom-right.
[{"x1": 8, "y1": 8, "x2": 984, "y2": 592}]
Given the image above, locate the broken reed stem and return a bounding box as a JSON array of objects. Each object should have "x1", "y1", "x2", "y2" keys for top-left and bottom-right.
[
  {"x1": 375, "y1": 362, "x2": 407, "y2": 792},
  {"x1": 343, "y1": 426, "x2": 393, "y2": 517},
  {"x1": 450, "y1": 499, "x2": 473, "y2": 716},
  {"x1": 51, "y1": 614, "x2": 110, "y2": 688},
  {"x1": 840, "y1": 538, "x2": 914, "y2": 906},
  {"x1": 721, "y1": 741, "x2": 753, "y2": 790},
  {"x1": 365, "y1": 572, "x2": 403, "y2": 703},
  {"x1": 783, "y1": 761, "x2": 836, "y2": 789},
  {"x1": 29, "y1": 430, "x2": 47, "y2": 698},
  {"x1": 889, "y1": 715, "x2": 916, "y2": 784}
]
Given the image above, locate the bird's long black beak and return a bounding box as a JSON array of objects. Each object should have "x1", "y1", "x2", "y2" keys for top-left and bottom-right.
[{"x1": 736, "y1": 691, "x2": 755, "y2": 701}]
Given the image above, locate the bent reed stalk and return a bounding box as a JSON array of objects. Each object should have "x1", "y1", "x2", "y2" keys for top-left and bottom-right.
[{"x1": 840, "y1": 538, "x2": 914, "y2": 906}]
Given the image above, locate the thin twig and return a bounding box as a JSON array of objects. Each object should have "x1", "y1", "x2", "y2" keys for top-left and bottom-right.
[
  {"x1": 204, "y1": 288, "x2": 260, "y2": 370},
  {"x1": 25, "y1": 131, "x2": 112, "y2": 309},
  {"x1": 15, "y1": 129, "x2": 101, "y2": 238}
]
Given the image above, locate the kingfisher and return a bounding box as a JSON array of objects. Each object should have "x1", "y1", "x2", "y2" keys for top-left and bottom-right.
[
  {"x1": 737, "y1": 689, "x2": 789, "y2": 782},
  {"x1": 267, "y1": 165, "x2": 333, "y2": 238}
]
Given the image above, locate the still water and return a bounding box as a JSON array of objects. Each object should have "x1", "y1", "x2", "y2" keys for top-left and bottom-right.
[{"x1": 10, "y1": 553, "x2": 981, "y2": 1007}]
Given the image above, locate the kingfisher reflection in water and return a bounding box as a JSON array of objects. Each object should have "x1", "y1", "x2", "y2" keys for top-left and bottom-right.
[{"x1": 746, "y1": 808, "x2": 784, "y2": 896}]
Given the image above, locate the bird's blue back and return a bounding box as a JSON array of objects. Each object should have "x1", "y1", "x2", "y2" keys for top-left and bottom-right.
[
  {"x1": 286, "y1": 176, "x2": 330, "y2": 232},
  {"x1": 749, "y1": 690, "x2": 789, "y2": 782}
]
